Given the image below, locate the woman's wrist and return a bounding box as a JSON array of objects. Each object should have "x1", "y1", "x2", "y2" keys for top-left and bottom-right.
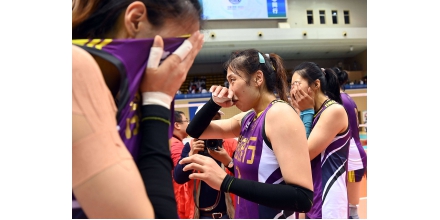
[{"x1": 142, "y1": 91, "x2": 173, "y2": 109}]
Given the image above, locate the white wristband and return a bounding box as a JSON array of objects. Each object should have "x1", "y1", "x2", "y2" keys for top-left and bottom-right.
[{"x1": 142, "y1": 92, "x2": 173, "y2": 109}]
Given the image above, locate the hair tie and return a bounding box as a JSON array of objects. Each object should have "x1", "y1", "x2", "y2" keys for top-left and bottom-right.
[
  {"x1": 258, "y1": 52, "x2": 265, "y2": 64},
  {"x1": 321, "y1": 68, "x2": 326, "y2": 75}
]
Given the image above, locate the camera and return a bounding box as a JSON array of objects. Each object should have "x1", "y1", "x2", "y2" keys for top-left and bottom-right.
[{"x1": 199, "y1": 139, "x2": 223, "y2": 155}]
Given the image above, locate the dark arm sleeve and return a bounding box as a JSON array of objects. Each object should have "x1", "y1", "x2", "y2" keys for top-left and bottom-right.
[
  {"x1": 186, "y1": 98, "x2": 221, "y2": 138},
  {"x1": 173, "y1": 142, "x2": 194, "y2": 184},
  {"x1": 300, "y1": 108, "x2": 314, "y2": 139},
  {"x1": 136, "y1": 105, "x2": 178, "y2": 219},
  {"x1": 220, "y1": 175, "x2": 313, "y2": 213}
]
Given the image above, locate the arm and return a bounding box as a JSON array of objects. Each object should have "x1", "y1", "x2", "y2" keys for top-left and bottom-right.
[
  {"x1": 186, "y1": 97, "x2": 247, "y2": 139},
  {"x1": 300, "y1": 109, "x2": 314, "y2": 139},
  {"x1": 179, "y1": 104, "x2": 314, "y2": 212},
  {"x1": 136, "y1": 32, "x2": 204, "y2": 218},
  {"x1": 307, "y1": 105, "x2": 349, "y2": 160},
  {"x1": 173, "y1": 142, "x2": 194, "y2": 184},
  {"x1": 72, "y1": 45, "x2": 154, "y2": 218}
]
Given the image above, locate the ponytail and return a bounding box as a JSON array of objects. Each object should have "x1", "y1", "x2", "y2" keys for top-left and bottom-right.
[
  {"x1": 268, "y1": 53, "x2": 288, "y2": 102},
  {"x1": 332, "y1": 67, "x2": 349, "y2": 91},
  {"x1": 323, "y1": 68, "x2": 342, "y2": 104}
]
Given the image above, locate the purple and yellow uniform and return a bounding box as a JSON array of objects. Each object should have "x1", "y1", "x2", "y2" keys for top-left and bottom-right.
[
  {"x1": 307, "y1": 99, "x2": 351, "y2": 219},
  {"x1": 341, "y1": 93, "x2": 367, "y2": 182},
  {"x1": 234, "y1": 100, "x2": 295, "y2": 219},
  {"x1": 72, "y1": 37, "x2": 186, "y2": 159},
  {"x1": 72, "y1": 37, "x2": 186, "y2": 217}
]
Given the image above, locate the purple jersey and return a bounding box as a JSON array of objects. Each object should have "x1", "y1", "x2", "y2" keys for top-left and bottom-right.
[
  {"x1": 307, "y1": 99, "x2": 351, "y2": 219},
  {"x1": 340, "y1": 93, "x2": 362, "y2": 148},
  {"x1": 234, "y1": 100, "x2": 292, "y2": 219},
  {"x1": 341, "y1": 93, "x2": 367, "y2": 171},
  {"x1": 72, "y1": 38, "x2": 185, "y2": 160}
]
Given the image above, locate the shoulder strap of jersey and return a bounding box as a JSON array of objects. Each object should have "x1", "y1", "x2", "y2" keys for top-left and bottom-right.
[{"x1": 72, "y1": 43, "x2": 129, "y2": 120}]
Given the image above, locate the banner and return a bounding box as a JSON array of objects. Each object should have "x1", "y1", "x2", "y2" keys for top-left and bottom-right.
[{"x1": 199, "y1": 0, "x2": 287, "y2": 20}]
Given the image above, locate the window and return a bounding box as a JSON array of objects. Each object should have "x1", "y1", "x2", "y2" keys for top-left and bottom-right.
[
  {"x1": 307, "y1": 10, "x2": 313, "y2": 24},
  {"x1": 344, "y1": 10, "x2": 350, "y2": 24},
  {"x1": 319, "y1": 10, "x2": 326, "y2": 24},
  {"x1": 332, "y1": 10, "x2": 338, "y2": 24}
]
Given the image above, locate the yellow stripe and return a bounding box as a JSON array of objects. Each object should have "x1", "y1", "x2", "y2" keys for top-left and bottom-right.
[
  {"x1": 95, "y1": 39, "x2": 112, "y2": 50},
  {"x1": 85, "y1": 39, "x2": 102, "y2": 48},
  {"x1": 250, "y1": 137, "x2": 257, "y2": 141},
  {"x1": 348, "y1": 170, "x2": 355, "y2": 182},
  {"x1": 72, "y1": 39, "x2": 89, "y2": 46}
]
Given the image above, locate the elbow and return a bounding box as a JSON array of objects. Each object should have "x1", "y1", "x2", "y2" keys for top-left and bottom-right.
[
  {"x1": 174, "y1": 178, "x2": 186, "y2": 185},
  {"x1": 173, "y1": 169, "x2": 188, "y2": 184},
  {"x1": 294, "y1": 189, "x2": 314, "y2": 213},
  {"x1": 285, "y1": 185, "x2": 314, "y2": 213}
]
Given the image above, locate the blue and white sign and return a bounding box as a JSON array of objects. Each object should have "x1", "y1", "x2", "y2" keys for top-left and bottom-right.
[{"x1": 199, "y1": 0, "x2": 287, "y2": 20}]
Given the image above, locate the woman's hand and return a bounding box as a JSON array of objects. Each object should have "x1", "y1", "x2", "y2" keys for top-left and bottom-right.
[
  {"x1": 179, "y1": 154, "x2": 227, "y2": 191},
  {"x1": 290, "y1": 83, "x2": 315, "y2": 111},
  {"x1": 140, "y1": 31, "x2": 204, "y2": 99},
  {"x1": 207, "y1": 146, "x2": 232, "y2": 166},
  {"x1": 189, "y1": 138, "x2": 205, "y2": 156},
  {"x1": 209, "y1": 85, "x2": 237, "y2": 108}
]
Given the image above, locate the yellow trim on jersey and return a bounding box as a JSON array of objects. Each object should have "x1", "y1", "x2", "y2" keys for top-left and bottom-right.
[
  {"x1": 72, "y1": 39, "x2": 113, "y2": 50},
  {"x1": 348, "y1": 170, "x2": 355, "y2": 183},
  {"x1": 178, "y1": 34, "x2": 191, "y2": 38},
  {"x1": 72, "y1": 39, "x2": 89, "y2": 46},
  {"x1": 95, "y1": 39, "x2": 112, "y2": 50}
]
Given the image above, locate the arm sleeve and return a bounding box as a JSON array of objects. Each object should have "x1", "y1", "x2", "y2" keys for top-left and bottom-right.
[
  {"x1": 186, "y1": 98, "x2": 221, "y2": 138},
  {"x1": 300, "y1": 108, "x2": 315, "y2": 139},
  {"x1": 173, "y1": 142, "x2": 194, "y2": 184},
  {"x1": 136, "y1": 105, "x2": 178, "y2": 219},
  {"x1": 220, "y1": 175, "x2": 313, "y2": 212}
]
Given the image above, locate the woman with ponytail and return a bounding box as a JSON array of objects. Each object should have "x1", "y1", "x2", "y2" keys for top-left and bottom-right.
[
  {"x1": 180, "y1": 49, "x2": 314, "y2": 219},
  {"x1": 289, "y1": 62, "x2": 350, "y2": 219},
  {"x1": 72, "y1": 0, "x2": 204, "y2": 218},
  {"x1": 333, "y1": 67, "x2": 367, "y2": 219}
]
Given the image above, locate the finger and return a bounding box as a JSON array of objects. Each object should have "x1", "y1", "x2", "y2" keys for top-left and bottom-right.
[
  {"x1": 179, "y1": 32, "x2": 204, "y2": 70},
  {"x1": 295, "y1": 84, "x2": 303, "y2": 99},
  {"x1": 182, "y1": 162, "x2": 204, "y2": 172},
  {"x1": 292, "y1": 99, "x2": 299, "y2": 109},
  {"x1": 217, "y1": 87, "x2": 229, "y2": 98},
  {"x1": 298, "y1": 86, "x2": 307, "y2": 97},
  {"x1": 188, "y1": 172, "x2": 207, "y2": 180},
  {"x1": 179, "y1": 154, "x2": 206, "y2": 165},
  {"x1": 146, "y1": 35, "x2": 164, "y2": 69},
  {"x1": 209, "y1": 85, "x2": 217, "y2": 93},
  {"x1": 172, "y1": 40, "x2": 193, "y2": 61},
  {"x1": 212, "y1": 86, "x2": 224, "y2": 97},
  {"x1": 156, "y1": 32, "x2": 201, "y2": 78},
  {"x1": 290, "y1": 88, "x2": 296, "y2": 101}
]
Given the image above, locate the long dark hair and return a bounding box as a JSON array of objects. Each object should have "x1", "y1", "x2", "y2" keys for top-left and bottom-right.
[
  {"x1": 332, "y1": 67, "x2": 349, "y2": 91},
  {"x1": 72, "y1": 0, "x2": 203, "y2": 39},
  {"x1": 224, "y1": 49, "x2": 289, "y2": 102},
  {"x1": 292, "y1": 62, "x2": 342, "y2": 104}
]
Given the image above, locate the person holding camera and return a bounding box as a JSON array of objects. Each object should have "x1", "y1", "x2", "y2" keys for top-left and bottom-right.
[
  {"x1": 173, "y1": 104, "x2": 237, "y2": 219},
  {"x1": 170, "y1": 110, "x2": 195, "y2": 219}
]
